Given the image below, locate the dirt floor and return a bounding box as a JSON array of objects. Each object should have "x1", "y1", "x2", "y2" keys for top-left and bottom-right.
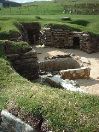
[{"x1": 34, "y1": 45, "x2": 99, "y2": 95}]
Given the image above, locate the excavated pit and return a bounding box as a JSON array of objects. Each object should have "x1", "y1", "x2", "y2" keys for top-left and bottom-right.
[
  {"x1": 2, "y1": 39, "x2": 90, "y2": 93},
  {"x1": 3, "y1": 23, "x2": 93, "y2": 82}
]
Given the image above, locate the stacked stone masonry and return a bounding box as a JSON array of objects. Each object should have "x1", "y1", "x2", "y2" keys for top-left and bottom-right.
[{"x1": 41, "y1": 27, "x2": 98, "y2": 53}]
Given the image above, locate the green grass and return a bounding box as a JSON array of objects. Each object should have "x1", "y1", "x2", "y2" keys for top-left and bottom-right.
[
  {"x1": 56, "y1": 0, "x2": 99, "y2": 4},
  {"x1": 0, "y1": 40, "x2": 99, "y2": 131},
  {"x1": 0, "y1": 15, "x2": 99, "y2": 36},
  {"x1": 0, "y1": 1, "x2": 99, "y2": 130},
  {"x1": 0, "y1": 2, "x2": 63, "y2": 15},
  {"x1": 0, "y1": 0, "x2": 99, "y2": 15}
]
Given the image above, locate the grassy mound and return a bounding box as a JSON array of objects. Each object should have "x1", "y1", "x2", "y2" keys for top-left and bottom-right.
[{"x1": 0, "y1": 40, "x2": 99, "y2": 131}]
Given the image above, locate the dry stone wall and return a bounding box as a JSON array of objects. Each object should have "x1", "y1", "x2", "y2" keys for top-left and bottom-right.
[{"x1": 41, "y1": 27, "x2": 97, "y2": 53}]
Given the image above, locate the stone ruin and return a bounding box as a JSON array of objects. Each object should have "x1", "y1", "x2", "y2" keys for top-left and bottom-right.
[
  {"x1": 0, "y1": 23, "x2": 98, "y2": 132},
  {"x1": 1, "y1": 22, "x2": 99, "y2": 54},
  {"x1": 38, "y1": 52, "x2": 90, "y2": 92},
  {"x1": 15, "y1": 22, "x2": 99, "y2": 54},
  {"x1": 39, "y1": 56, "x2": 81, "y2": 72},
  {"x1": 3, "y1": 40, "x2": 90, "y2": 83},
  {"x1": 2, "y1": 23, "x2": 97, "y2": 90},
  {"x1": 40, "y1": 26, "x2": 97, "y2": 53},
  {"x1": 38, "y1": 53, "x2": 90, "y2": 80}
]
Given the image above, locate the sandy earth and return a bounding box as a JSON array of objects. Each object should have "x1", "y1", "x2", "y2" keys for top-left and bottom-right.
[{"x1": 34, "y1": 46, "x2": 99, "y2": 95}]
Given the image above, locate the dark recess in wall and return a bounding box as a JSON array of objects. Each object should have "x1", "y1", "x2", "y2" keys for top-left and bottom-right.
[
  {"x1": 73, "y1": 37, "x2": 80, "y2": 49},
  {"x1": 21, "y1": 22, "x2": 41, "y2": 45}
]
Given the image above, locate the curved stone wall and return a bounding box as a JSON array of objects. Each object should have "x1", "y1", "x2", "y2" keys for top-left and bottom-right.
[{"x1": 4, "y1": 40, "x2": 39, "y2": 80}]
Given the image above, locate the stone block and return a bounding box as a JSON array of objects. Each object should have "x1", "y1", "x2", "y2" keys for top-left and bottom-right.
[
  {"x1": 61, "y1": 17, "x2": 71, "y2": 21},
  {"x1": 60, "y1": 67, "x2": 90, "y2": 80}
]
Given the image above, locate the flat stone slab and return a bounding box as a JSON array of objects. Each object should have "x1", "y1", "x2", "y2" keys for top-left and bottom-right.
[
  {"x1": 60, "y1": 67, "x2": 90, "y2": 80},
  {"x1": 0, "y1": 110, "x2": 36, "y2": 132},
  {"x1": 43, "y1": 75, "x2": 84, "y2": 92},
  {"x1": 61, "y1": 17, "x2": 71, "y2": 21}
]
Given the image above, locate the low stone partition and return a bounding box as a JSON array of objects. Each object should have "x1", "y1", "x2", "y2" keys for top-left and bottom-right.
[
  {"x1": 39, "y1": 56, "x2": 81, "y2": 73},
  {"x1": 0, "y1": 110, "x2": 35, "y2": 132},
  {"x1": 60, "y1": 67, "x2": 90, "y2": 80}
]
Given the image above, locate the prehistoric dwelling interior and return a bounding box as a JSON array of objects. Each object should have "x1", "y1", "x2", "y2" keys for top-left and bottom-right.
[
  {"x1": 16, "y1": 22, "x2": 99, "y2": 54},
  {"x1": 3, "y1": 22, "x2": 99, "y2": 83}
]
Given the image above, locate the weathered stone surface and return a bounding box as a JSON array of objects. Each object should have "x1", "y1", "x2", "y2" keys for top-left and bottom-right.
[
  {"x1": 40, "y1": 26, "x2": 97, "y2": 53},
  {"x1": 21, "y1": 50, "x2": 37, "y2": 59},
  {"x1": 39, "y1": 57, "x2": 81, "y2": 72},
  {"x1": 40, "y1": 73, "x2": 53, "y2": 83},
  {"x1": 6, "y1": 54, "x2": 20, "y2": 61},
  {"x1": 61, "y1": 17, "x2": 71, "y2": 21},
  {"x1": 14, "y1": 58, "x2": 38, "y2": 64},
  {"x1": 45, "y1": 53, "x2": 71, "y2": 60},
  {"x1": 43, "y1": 75, "x2": 84, "y2": 92},
  {"x1": 1, "y1": 110, "x2": 36, "y2": 132},
  {"x1": 60, "y1": 67, "x2": 90, "y2": 80},
  {"x1": 80, "y1": 57, "x2": 91, "y2": 65}
]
